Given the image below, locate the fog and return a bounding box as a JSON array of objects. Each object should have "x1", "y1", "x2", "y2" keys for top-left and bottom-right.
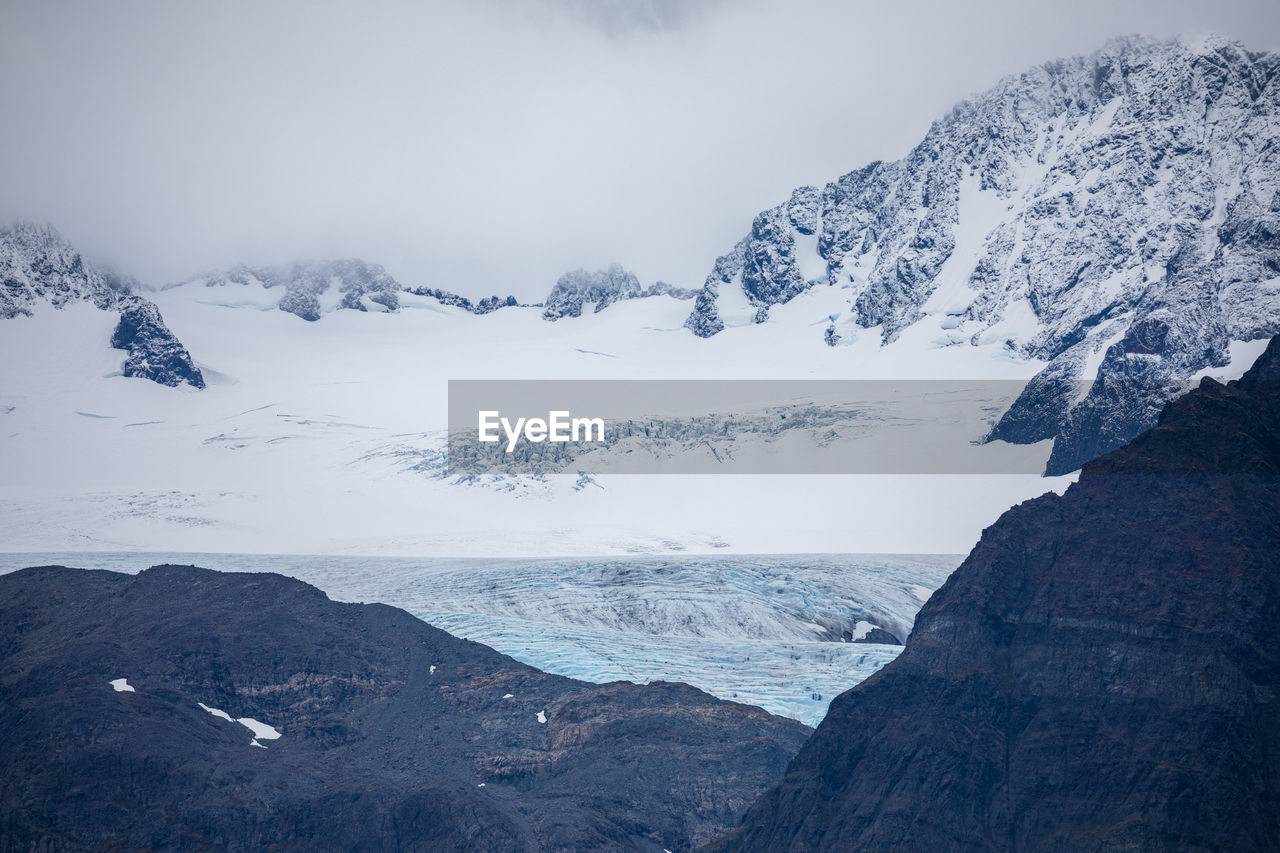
[{"x1": 2, "y1": 0, "x2": 1278, "y2": 299}]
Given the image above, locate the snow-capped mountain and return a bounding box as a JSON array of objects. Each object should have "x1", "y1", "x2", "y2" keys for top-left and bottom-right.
[
  {"x1": 685, "y1": 34, "x2": 1280, "y2": 473},
  {"x1": 543, "y1": 263, "x2": 695, "y2": 320},
  {"x1": 0, "y1": 222, "x2": 127, "y2": 317},
  {"x1": 0, "y1": 222, "x2": 203, "y2": 388}
]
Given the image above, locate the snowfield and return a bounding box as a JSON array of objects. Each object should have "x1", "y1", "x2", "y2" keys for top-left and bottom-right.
[{"x1": 0, "y1": 284, "x2": 1083, "y2": 556}]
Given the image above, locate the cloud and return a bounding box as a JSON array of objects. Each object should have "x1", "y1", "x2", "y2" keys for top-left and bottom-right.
[{"x1": 1, "y1": 0, "x2": 1278, "y2": 299}]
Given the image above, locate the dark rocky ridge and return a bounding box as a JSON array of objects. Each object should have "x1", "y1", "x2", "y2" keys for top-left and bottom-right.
[
  {"x1": 0, "y1": 564, "x2": 809, "y2": 852},
  {"x1": 408, "y1": 286, "x2": 520, "y2": 314},
  {"x1": 707, "y1": 337, "x2": 1280, "y2": 852}
]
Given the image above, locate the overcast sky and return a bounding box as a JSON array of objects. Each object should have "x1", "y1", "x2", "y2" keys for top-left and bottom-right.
[{"x1": 2, "y1": 0, "x2": 1278, "y2": 299}]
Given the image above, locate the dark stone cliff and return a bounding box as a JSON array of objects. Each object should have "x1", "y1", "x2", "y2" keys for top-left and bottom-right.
[
  {"x1": 0, "y1": 564, "x2": 809, "y2": 852},
  {"x1": 709, "y1": 336, "x2": 1280, "y2": 852}
]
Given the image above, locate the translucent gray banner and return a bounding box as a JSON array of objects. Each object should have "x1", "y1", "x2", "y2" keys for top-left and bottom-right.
[{"x1": 445, "y1": 379, "x2": 1105, "y2": 475}]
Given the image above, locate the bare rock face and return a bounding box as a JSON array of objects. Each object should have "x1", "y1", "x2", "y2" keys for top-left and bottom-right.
[
  {"x1": 685, "y1": 35, "x2": 1280, "y2": 473},
  {"x1": 0, "y1": 564, "x2": 809, "y2": 852},
  {"x1": 110, "y1": 296, "x2": 205, "y2": 388},
  {"x1": 707, "y1": 336, "x2": 1280, "y2": 852}
]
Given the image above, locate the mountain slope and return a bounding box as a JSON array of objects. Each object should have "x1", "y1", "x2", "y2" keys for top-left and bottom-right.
[
  {"x1": 0, "y1": 222, "x2": 203, "y2": 388},
  {"x1": 686, "y1": 34, "x2": 1280, "y2": 473},
  {"x1": 707, "y1": 339, "x2": 1280, "y2": 852},
  {"x1": 0, "y1": 563, "x2": 809, "y2": 852}
]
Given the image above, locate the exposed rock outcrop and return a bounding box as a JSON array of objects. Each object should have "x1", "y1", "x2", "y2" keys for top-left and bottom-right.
[{"x1": 110, "y1": 296, "x2": 205, "y2": 388}]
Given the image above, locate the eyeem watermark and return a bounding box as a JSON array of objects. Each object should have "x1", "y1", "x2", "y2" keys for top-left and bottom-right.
[
  {"x1": 446, "y1": 378, "x2": 1171, "y2": 475},
  {"x1": 478, "y1": 410, "x2": 606, "y2": 453}
]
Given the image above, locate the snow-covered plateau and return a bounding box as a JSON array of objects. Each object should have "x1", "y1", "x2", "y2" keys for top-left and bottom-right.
[{"x1": 0, "y1": 287, "x2": 1081, "y2": 555}]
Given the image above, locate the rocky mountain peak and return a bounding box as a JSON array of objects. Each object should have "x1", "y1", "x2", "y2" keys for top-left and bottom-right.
[{"x1": 0, "y1": 221, "x2": 125, "y2": 318}]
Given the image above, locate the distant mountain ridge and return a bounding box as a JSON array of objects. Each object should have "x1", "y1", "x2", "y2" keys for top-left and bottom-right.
[
  {"x1": 181, "y1": 259, "x2": 406, "y2": 320},
  {"x1": 708, "y1": 336, "x2": 1280, "y2": 851},
  {"x1": 686, "y1": 34, "x2": 1280, "y2": 473},
  {"x1": 177, "y1": 260, "x2": 689, "y2": 322},
  {"x1": 543, "y1": 263, "x2": 696, "y2": 320}
]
